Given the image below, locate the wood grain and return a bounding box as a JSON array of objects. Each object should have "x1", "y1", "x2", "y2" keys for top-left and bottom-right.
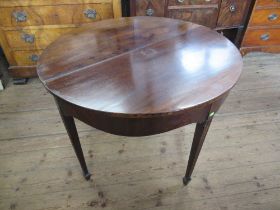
[
  {"x1": 132, "y1": 0, "x2": 166, "y2": 17},
  {"x1": 168, "y1": 7, "x2": 219, "y2": 28},
  {"x1": 0, "y1": 3, "x2": 114, "y2": 27},
  {"x1": 249, "y1": 8, "x2": 280, "y2": 26},
  {"x1": 168, "y1": 0, "x2": 219, "y2": 6},
  {"x1": 255, "y1": 0, "x2": 280, "y2": 8},
  {"x1": 37, "y1": 16, "x2": 242, "y2": 180},
  {"x1": 242, "y1": 28, "x2": 280, "y2": 47},
  {"x1": 217, "y1": 0, "x2": 252, "y2": 27},
  {"x1": 3, "y1": 26, "x2": 77, "y2": 50},
  {"x1": 0, "y1": 52, "x2": 280, "y2": 210},
  {"x1": 0, "y1": 0, "x2": 122, "y2": 79},
  {"x1": 12, "y1": 49, "x2": 43, "y2": 66},
  {"x1": 0, "y1": 0, "x2": 113, "y2": 7},
  {"x1": 241, "y1": 0, "x2": 280, "y2": 54},
  {"x1": 37, "y1": 17, "x2": 242, "y2": 116}
]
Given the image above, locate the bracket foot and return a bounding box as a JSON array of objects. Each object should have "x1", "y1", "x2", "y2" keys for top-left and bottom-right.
[{"x1": 13, "y1": 78, "x2": 28, "y2": 85}]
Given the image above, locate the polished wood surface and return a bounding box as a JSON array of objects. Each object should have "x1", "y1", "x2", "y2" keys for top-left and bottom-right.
[
  {"x1": 38, "y1": 17, "x2": 242, "y2": 116},
  {"x1": 0, "y1": 0, "x2": 122, "y2": 79},
  {"x1": 255, "y1": 0, "x2": 280, "y2": 7},
  {"x1": 130, "y1": 0, "x2": 253, "y2": 47},
  {"x1": 37, "y1": 17, "x2": 242, "y2": 183},
  {"x1": 1, "y1": 53, "x2": 279, "y2": 209},
  {"x1": 0, "y1": 3, "x2": 114, "y2": 27},
  {"x1": 3, "y1": 26, "x2": 76, "y2": 50},
  {"x1": 217, "y1": 0, "x2": 251, "y2": 28},
  {"x1": 168, "y1": 7, "x2": 219, "y2": 28},
  {"x1": 241, "y1": 0, "x2": 280, "y2": 55},
  {"x1": 242, "y1": 28, "x2": 280, "y2": 47},
  {"x1": 168, "y1": 0, "x2": 219, "y2": 6},
  {"x1": 250, "y1": 8, "x2": 280, "y2": 26},
  {"x1": 133, "y1": 0, "x2": 165, "y2": 17}
]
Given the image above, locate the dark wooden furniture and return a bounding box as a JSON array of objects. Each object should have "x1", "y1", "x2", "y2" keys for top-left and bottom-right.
[
  {"x1": 241, "y1": 0, "x2": 280, "y2": 55},
  {"x1": 129, "y1": 0, "x2": 253, "y2": 47},
  {"x1": 37, "y1": 17, "x2": 243, "y2": 185}
]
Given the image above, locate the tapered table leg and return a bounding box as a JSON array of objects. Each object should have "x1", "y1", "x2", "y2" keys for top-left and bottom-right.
[
  {"x1": 183, "y1": 117, "x2": 213, "y2": 186},
  {"x1": 56, "y1": 103, "x2": 91, "y2": 180}
]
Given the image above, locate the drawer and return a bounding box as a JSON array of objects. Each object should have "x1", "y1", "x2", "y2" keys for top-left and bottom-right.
[
  {"x1": 12, "y1": 50, "x2": 43, "y2": 66},
  {"x1": 0, "y1": 0, "x2": 113, "y2": 7},
  {"x1": 4, "y1": 27, "x2": 76, "y2": 50},
  {"x1": 250, "y1": 8, "x2": 280, "y2": 26},
  {"x1": 0, "y1": 3, "x2": 113, "y2": 27},
  {"x1": 242, "y1": 28, "x2": 280, "y2": 47},
  {"x1": 168, "y1": 7, "x2": 219, "y2": 28},
  {"x1": 168, "y1": 0, "x2": 219, "y2": 6},
  {"x1": 134, "y1": 0, "x2": 165, "y2": 16},
  {"x1": 8, "y1": 66, "x2": 37, "y2": 78},
  {"x1": 256, "y1": 0, "x2": 280, "y2": 7},
  {"x1": 217, "y1": 0, "x2": 251, "y2": 27}
]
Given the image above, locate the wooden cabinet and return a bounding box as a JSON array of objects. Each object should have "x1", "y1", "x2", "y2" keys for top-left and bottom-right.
[
  {"x1": 130, "y1": 0, "x2": 253, "y2": 47},
  {"x1": 0, "y1": 0, "x2": 122, "y2": 80},
  {"x1": 241, "y1": 0, "x2": 280, "y2": 54},
  {"x1": 168, "y1": 7, "x2": 219, "y2": 28},
  {"x1": 168, "y1": 0, "x2": 219, "y2": 6},
  {"x1": 217, "y1": 0, "x2": 250, "y2": 27},
  {"x1": 134, "y1": 0, "x2": 165, "y2": 17}
]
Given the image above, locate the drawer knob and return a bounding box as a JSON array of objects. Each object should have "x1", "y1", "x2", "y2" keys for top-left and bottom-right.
[
  {"x1": 84, "y1": 9, "x2": 97, "y2": 19},
  {"x1": 146, "y1": 8, "x2": 154, "y2": 16},
  {"x1": 21, "y1": 33, "x2": 35, "y2": 43},
  {"x1": 177, "y1": 0, "x2": 185, "y2": 3},
  {"x1": 229, "y1": 4, "x2": 236, "y2": 12},
  {"x1": 268, "y1": 13, "x2": 278, "y2": 21},
  {"x1": 13, "y1": 11, "x2": 27, "y2": 22},
  {"x1": 29, "y1": 54, "x2": 39, "y2": 62},
  {"x1": 260, "y1": 34, "x2": 270, "y2": 41}
]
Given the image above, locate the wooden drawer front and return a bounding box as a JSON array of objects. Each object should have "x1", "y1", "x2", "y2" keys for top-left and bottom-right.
[
  {"x1": 242, "y1": 28, "x2": 280, "y2": 47},
  {"x1": 217, "y1": 0, "x2": 251, "y2": 27},
  {"x1": 0, "y1": 0, "x2": 113, "y2": 7},
  {"x1": 0, "y1": 3, "x2": 113, "y2": 27},
  {"x1": 250, "y1": 8, "x2": 280, "y2": 26},
  {"x1": 12, "y1": 50, "x2": 42, "y2": 66},
  {"x1": 168, "y1": 0, "x2": 219, "y2": 6},
  {"x1": 4, "y1": 27, "x2": 76, "y2": 50},
  {"x1": 256, "y1": 0, "x2": 280, "y2": 7},
  {"x1": 168, "y1": 8, "x2": 218, "y2": 28},
  {"x1": 8, "y1": 66, "x2": 37, "y2": 78},
  {"x1": 135, "y1": 0, "x2": 165, "y2": 16}
]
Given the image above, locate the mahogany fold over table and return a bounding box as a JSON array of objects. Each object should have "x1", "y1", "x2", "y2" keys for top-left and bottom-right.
[{"x1": 37, "y1": 17, "x2": 243, "y2": 185}]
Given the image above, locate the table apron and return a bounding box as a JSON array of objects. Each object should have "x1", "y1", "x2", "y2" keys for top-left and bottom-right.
[{"x1": 54, "y1": 92, "x2": 229, "y2": 137}]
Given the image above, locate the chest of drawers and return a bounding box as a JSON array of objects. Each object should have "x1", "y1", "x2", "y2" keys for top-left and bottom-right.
[
  {"x1": 241, "y1": 0, "x2": 280, "y2": 55},
  {"x1": 130, "y1": 0, "x2": 253, "y2": 47},
  {"x1": 0, "y1": 0, "x2": 122, "y2": 80}
]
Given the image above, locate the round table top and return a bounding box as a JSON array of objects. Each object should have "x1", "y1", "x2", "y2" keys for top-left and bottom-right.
[{"x1": 37, "y1": 17, "x2": 243, "y2": 116}]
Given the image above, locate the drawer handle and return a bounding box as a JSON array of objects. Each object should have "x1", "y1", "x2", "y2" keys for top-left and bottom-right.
[
  {"x1": 177, "y1": 0, "x2": 185, "y2": 3},
  {"x1": 29, "y1": 54, "x2": 39, "y2": 62},
  {"x1": 13, "y1": 11, "x2": 27, "y2": 22},
  {"x1": 268, "y1": 14, "x2": 278, "y2": 21},
  {"x1": 84, "y1": 9, "x2": 97, "y2": 19},
  {"x1": 229, "y1": 4, "x2": 236, "y2": 12},
  {"x1": 21, "y1": 33, "x2": 35, "y2": 43},
  {"x1": 146, "y1": 8, "x2": 154, "y2": 16},
  {"x1": 260, "y1": 34, "x2": 270, "y2": 41}
]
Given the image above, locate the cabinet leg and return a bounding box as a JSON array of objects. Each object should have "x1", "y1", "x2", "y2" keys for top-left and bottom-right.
[
  {"x1": 183, "y1": 117, "x2": 213, "y2": 186},
  {"x1": 56, "y1": 103, "x2": 91, "y2": 180}
]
